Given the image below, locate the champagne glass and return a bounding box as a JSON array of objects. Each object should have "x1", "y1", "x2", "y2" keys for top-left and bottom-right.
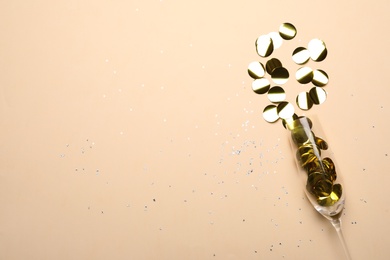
[{"x1": 285, "y1": 115, "x2": 352, "y2": 260}]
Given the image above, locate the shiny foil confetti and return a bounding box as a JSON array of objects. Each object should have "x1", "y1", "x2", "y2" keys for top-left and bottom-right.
[
  {"x1": 296, "y1": 92, "x2": 313, "y2": 110},
  {"x1": 312, "y1": 69, "x2": 329, "y2": 87},
  {"x1": 268, "y1": 86, "x2": 286, "y2": 103},
  {"x1": 248, "y1": 61, "x2": 265, "y2": 79},
  {"x1": 279, "y1": 23, "x2": 297, "y2": 40},
  {"x1": 288, "y1": 117, "x2": 343, "y2": 206},
  {"x1": 248, "y1": 22, "x2": 329, "y2": 123},
  {"x1": 292, "y1": 47, "x2": 310, "y2": 65},
  {"x1": 263, "y1": 105, "x2": 279, "y2": 123}
]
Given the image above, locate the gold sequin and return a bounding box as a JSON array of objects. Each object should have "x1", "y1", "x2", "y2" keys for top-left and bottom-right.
[
  {"x1": 292, "y1": 47, "x2": 310, "y2": 65},
  {"x1": 268, "y1": 86, "x2": 286, "y2": 103},
  {"x1": 308, "y1": 38, "x2": 327, "y2": 62},
  {"x1": 277, "y1": 101, "x2": 294, "y2": 120},
  {"x1": 266, "y1": 58, "x2": 283, "y2": 75},
  {"x1": 263, "y1": 105, "x2": 279, "y2": 123},
  {"x1": 256, "y1": 35, "x2": 274, "y2": 57},
  {"x1": 312, "y1": 69, "x2": 329, "y2": 87},
  {"x1": 248, "y1": 61, "x2": 266, "y2": 79},
  {"x1": 279, "y1": 23, "x2": 297, "y2": 40},
  {"x1": 296, "y1": 92, "x2": 313, "y2": 110},
  {"x1": 296, "y1": 67, "x2": 314, "y2": 84},
  {"x1": 252, "y1": 78, "x2": 270, "y2": 94},
  {"x1": 271, "y1": 67, "x2": 289, "y2": 85},
  {"x1": 309, "y1": 87, "x2": 327, "y2": 105}
]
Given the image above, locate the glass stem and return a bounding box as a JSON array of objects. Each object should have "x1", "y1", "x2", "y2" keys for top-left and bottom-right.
[{"x1": 330, "y1": 218, "x2": 352, "y2": 260}]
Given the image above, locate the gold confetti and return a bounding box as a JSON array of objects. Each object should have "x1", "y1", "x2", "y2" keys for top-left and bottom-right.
[
  {"x1": 279, "y1": 23, "x2": 297, "y2": 40},
  {"x1": 296, "y1": 67, "x2": 314, "y2": 84},
  {"x1": 256, "y1": 35, "x2": 274, "y2": 57},
  {"x1": 312, "y1": 69, "x2": 329, "y2": 86},
  {"x1": 308, "y1": 38, "x2": 327, "y2": 62},
  {"x1": 277, "y1": 101, "x2": 295, "y2": 120},
  {"x1": 292, "y1": 47, "x2": 310, "y2": 65},
  {"x1": 263, "y1": 105, "x2": 279, "y2": 123},
  {"x1": 296, "y1": 92, "x2": 313, "y2": 110},
  {"x1": 271, "y1": 67, "x2": 289, "y2": 85},
  {"x1": 309, "y1": 87, "x2": 327, "y2": 105},
  {"x1": 248, "y1": 61, "x2": 266, "y2": 79},
  {"x1": 252, "y1": 78, "x2": 270, "y2": 94},
  {"x1": 268, "y1": 86, "x2": 286, "y2": 103}
]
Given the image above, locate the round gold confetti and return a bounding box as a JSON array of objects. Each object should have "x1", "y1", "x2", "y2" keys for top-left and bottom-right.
[
  {"x1": 256, "y1": 35, "x2": 274, "y2": 57},
  {"x1": 309, "y1": 86, "x2": 327, "y2": 104},
  {"x1": 268, "y1": 86, "x2": 286, "y2": 103},
  {"x1": 277, "y1": 101, "x2": 295, "y2": 119},
  {"x1": 312, "y1": 69, "x2": 329, "y2": 86},
  {"x1": 252, "y1": 78, "x2": 270, "y2": 94},
  {"x1": 263, "y1": 105, "x2": 279, "y2": 123},
  {"x1": 248, "y1": 61, "x2": 265, "y2": 79},
  {"x1": 292, "y1": 47, "x2": 310, "y2": 65},
  {"x1": 271, "y1": 67, "x2": 289, "y2": 85},
  {"x1": 315, "y1": 137, "x2": 329, "y2": 150},
  {"x1": 296, "y1": 92, "x2": 313, "y2": 110},
  {"x1": 308, "y1": 38, "x2": 327, "y2": 62},
  {"x1": 296, "y1": 67, "x2": 313, "y2": 84},
  {"x1": 268, "y1": 32, "x2": 283, "y2": 49},
  {"x1": 266, "y1": 58, "x2": 282, "y2": 75},
  {"x1": 279, "y1": 23, "x2": 297, "y2": 40}
]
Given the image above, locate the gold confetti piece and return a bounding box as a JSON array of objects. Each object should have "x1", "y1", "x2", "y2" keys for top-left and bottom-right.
[
  {"x1": 292, "y1": 47, "x2": 310, "y2": 65},
  {"x1": 268, "y1": 31, "x2": 283, "y2": 49},
  {"x1": 277, "y1": 101, "x2": 295, "y2": 119},
  {"x1": 308, "y1": 38, "x2": 327, "y2": 62},
  {"x1": 315, "y1": 136, "x2": 328, "y2": 150},
  {"x1": 312, "y1": 69, "x2": 329, "y2": 86},
  {"x1": 317, "y1": 184, "x2": 342, "y2": 206},
  {"x1": 309, "y1": 86, "x2": 327, "y2": 104},
  {"x1": 265, "y1": 58, "x2": 283, "y2": 75},
  {"x1": 248, "y1": 61, "x2": 266, "y2": 79},
  {"x1": 271, "y1": 67, "x2": 289, "y2": 85},
  {"x1": 331, "y1": 183, "x2": 342, "y2": 200},
  {"x1": 279, "y1": 23, "x2": 297, "y2": 40},
  {"x1": 297, "y1": 145, "x2": 320, "y2": 167},
  {"x1": 296, "y1": 92, "x2": 313, "y2": 110},
  {"x1": 307, "y1": 171, "x2": 334, "y2": 197},
  {"x1": 296, "y1": 67, "x2": 314, "y2": 84},
  {"x1": 252, "y1": 78, "x2": 270, "y2": 94},
  {"x1": 256, "y1": 35, "x2": 274, "y2": 57},
  {"x1": 263, "y1": 105, "x2": 279, "y2": 123},
  {"x1": 322, "y1": 157, "x2": 337, "y2": 181},
  {"x1": 287, "y1": 116, "x2": 343, "y2": 207},
  {"x1": 268, "y1": 86, "x2": 286, "y2": 103}
]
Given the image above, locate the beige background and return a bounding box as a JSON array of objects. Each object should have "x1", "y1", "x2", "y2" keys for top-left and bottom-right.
[{"x1": 1, "y1": 1, "x2": 389, "y2": 259}]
